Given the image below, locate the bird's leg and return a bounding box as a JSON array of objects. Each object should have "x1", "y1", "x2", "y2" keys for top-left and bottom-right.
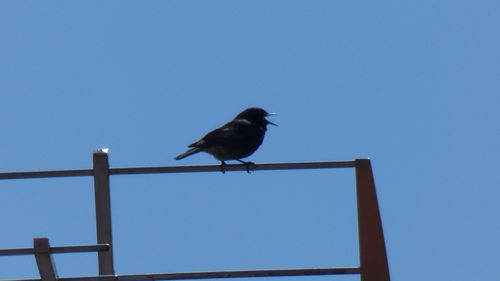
[
  {"x1": 220, "y1": 161, "x2": 226, "y2": 174},
  {"x1": 236, "y1": 159, "x2": 256, "y2": 173}
]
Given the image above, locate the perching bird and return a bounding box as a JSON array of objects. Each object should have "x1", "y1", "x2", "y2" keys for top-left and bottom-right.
[{"x1": 174, "y1": 107, "x2": 276, "y2": 173}]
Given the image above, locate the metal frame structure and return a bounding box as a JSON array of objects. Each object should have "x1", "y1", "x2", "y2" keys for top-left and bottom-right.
[{"x1": 0, "y1": 150, "x2": 390, "y2": 281}]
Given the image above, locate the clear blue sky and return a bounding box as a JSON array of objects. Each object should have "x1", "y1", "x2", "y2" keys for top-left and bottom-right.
[{"x1": 1, "y1": 1, "x2": 499, "y2": 281}]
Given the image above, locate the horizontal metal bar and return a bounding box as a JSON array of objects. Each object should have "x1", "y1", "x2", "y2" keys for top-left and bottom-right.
[
  {"x1": 116, "y1": 267, "x2": 361, "y2": 280},
  {"x1": 0, "y1": 169, "x2": 93, "y2": 180},
  {"x1": 110, "y1": 161, "x2": 356, "y2": 175},
  {"x1": 3, "y1": 267, "x2": 360, "y2": 281},
  {"x1": 0, "y1": 161, "x2": 355, "y2": 180},
  {"x1": 0, "y1": 244, "x2": 110, "y2": 256}
]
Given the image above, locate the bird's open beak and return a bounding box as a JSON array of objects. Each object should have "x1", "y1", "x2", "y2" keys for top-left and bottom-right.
[{"x1": 266, "y1": 113, "x2": 277, "y2": 126}]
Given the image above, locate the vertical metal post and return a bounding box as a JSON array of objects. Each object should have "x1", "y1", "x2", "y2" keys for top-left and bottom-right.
[
  {"x1": 93, "y1": 149, "x2": 115, "y2": 275},
  {"x1": 355, "y1": 158, "x2": 390, "y2": 281},
  {"x1": 33, "y1": 238, "x2": 58, "y2": 281}
]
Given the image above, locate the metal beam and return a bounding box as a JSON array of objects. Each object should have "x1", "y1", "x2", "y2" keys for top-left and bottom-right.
[
  {"x1": 0, "y1": 244, "x2": 110, "y2": 256},
  {"x1": 0, "y1": 161, "x2": 355, "y2": 180},
  {"x1": 109, "y1": 160, "x2": 355, "y2": 175},
  {"x1": 115, "y1": 267, "x2": 360, "y2": 280},
  {"x1": 355, "y1": 159, "x2": 391, "y2": 281},
  {"x1": 0, "y1": 169, "x2": 93, "y2": 180},
  {"x1": 3, "y1": 267, "x2": 360, "y2": 281},
  {"x1": 93, "y1": 150, "x2": 115, "y2": 275},
  {"x1": 33, "y1": 238, "x2": 58, "y2": 281}
]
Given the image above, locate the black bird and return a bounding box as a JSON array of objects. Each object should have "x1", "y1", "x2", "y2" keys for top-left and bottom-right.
[{"x1": 174, "y1": 107, "x2": 276, "y2": 173}]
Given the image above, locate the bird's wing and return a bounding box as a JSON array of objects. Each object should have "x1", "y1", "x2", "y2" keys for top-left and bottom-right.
[{"x1": 189, "y1": 119, "x2": 251, "y2": 148}]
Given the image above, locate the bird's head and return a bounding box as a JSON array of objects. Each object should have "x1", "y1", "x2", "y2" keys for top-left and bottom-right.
[{"x1": 235, "y1": 107, "x2": 277, "y2": 126}]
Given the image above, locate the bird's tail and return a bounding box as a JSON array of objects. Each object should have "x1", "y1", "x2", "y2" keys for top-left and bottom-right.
[{"x1": 174, "y1": 147, "x2": 202, "y2": 160}]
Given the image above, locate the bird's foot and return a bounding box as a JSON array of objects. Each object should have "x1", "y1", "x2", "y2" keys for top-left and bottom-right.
[
  {"x1": 237, "y1": 160, "x2": 256, "y2": 173},
  {"x1": 220, "y1": 161, "x2": 226, "y2": 174}
]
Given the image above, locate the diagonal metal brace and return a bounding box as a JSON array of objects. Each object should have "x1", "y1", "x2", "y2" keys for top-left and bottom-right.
[{"x1": 33, "y1": 238, "x2": 58, "y2": 281}]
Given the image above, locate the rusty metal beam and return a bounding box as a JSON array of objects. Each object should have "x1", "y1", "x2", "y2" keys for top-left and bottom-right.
[
  {"x1": 355, "y1": 158, "x2": 390, "y2": 281},
  {"x1": 93, "y1": 150, "x2": 115, "y2": 275},
  {"x1": 33, "y1": 238, "x2": 58, "y2": 281}
]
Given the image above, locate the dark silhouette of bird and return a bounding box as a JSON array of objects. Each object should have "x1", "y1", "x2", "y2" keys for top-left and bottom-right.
[{"x1": 174, "y1": 107, "x2": 276, "y2": 173}]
